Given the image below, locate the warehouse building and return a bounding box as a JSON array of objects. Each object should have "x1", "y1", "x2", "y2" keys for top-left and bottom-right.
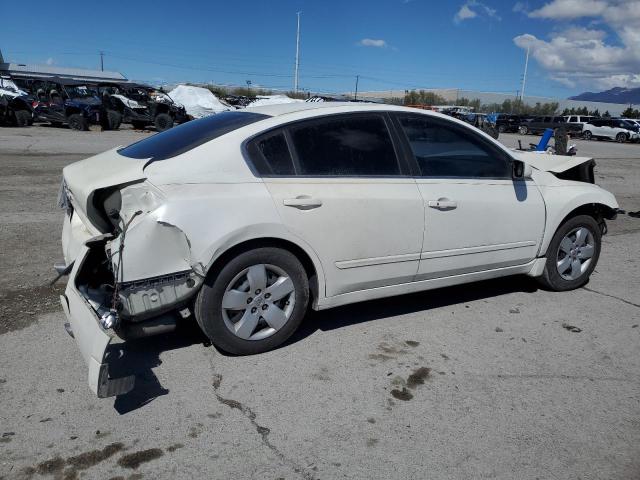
[{"x1": 0, "y1": 49, "x2": 126, "y2": 83}]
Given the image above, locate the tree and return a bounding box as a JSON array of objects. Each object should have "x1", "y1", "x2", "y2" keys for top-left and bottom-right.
[
  {"x1": 621, "y1": 107, "x2": 640, "y2": 118},
  {"x1": 603, "y1": 110, "x2": 611, "y2": 118}
]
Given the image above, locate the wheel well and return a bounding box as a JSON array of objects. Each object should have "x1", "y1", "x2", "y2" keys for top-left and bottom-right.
[
  {"x1": 206, "y1": 238, "x2": 320, "y2": 303},
  {"x1": 560, "y1": 203, "x2": 617, "y2": 233}
]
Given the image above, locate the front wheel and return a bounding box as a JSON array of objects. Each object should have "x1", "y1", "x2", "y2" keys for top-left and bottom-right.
[
  {"x1": 195, "y1": 247, "x2": 309, "y2": 355},
  {"x1": 538, "y1": 215, "x2": 601, "y2": 291},
  {"x1": 519, "y1": 125, "x2": 529, "y2": 135},
  {"x1": 583, "y1": 130, "x2": 592, "y2": 140},
  {"x1": 616, "y1": 132, "x2": 627, "y2": 143}
]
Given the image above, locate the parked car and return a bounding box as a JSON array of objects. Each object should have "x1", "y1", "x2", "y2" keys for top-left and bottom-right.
[
  {"x1": 57, "y1": 103, "x2": 618, "y2": 397},
  {"x1": 0, "y1": 76, "x2": 33, "y2": 127},
  {"x1": 582, "y1": 118, "x2": 640, "y2": 142},
  {"x1": 564, "y1": 115, "x2": 595, "y2": 131},
  {"x1": 98, "y1": 82, "x2": 188, "y2": 131},
  {"x1": 518, "y1": 116, "x2": 582, "y2": 136},
  {"x1": 493, "y1": 113, "x2": 521, "y2": 133}
]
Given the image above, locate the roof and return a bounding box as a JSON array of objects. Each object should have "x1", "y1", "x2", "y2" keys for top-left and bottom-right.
[
  {"x1": 244, "y1": 101, "x2": 416, "y2": 117},
  {"x1": 0, "y1": 62, "x2": 126, "y2": 82}
]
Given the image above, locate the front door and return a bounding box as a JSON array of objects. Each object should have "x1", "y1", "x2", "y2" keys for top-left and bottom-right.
[
  {"x1": 394, "y1": 113, "x2": 546, "y2": 280},
  {"x1": 248, "y1": 113, "x2": 425, "y2": 297}
]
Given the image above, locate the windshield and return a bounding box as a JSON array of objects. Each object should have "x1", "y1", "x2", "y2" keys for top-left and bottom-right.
[
  {"x1": 65, "y1": 85, "x2": 96, "y2": 99},
  {"x1": 118, "y1": 111, "x2": 269, "y2": 162}
]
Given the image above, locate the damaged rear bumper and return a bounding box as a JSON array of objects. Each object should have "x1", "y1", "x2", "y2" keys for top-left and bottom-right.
[{"x1": 60, "y1": 244, "x2": 135, "y2": 398}]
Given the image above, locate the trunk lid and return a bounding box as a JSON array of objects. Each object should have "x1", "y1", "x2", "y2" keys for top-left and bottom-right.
[{"x1": 62, "y1": 148, "x2": 148, "y2": 231}]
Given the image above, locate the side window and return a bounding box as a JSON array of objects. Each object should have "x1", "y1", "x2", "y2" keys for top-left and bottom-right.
[
  {"x1": 398, "y1": 115, "x2": 510, "y2": 178},
  {"x1": 569, "y1": 116, "x2": 578, "y2": 122},
  {"x1": 247, "y1": 130, "x2": 295, "y2": 175},
  {"x1": 288, "y1": 115, "x2": 400, "y2": 176}
]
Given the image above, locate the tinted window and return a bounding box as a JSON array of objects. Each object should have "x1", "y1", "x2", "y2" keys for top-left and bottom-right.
[
  {"x1": 248, "y1": 131, "x2": 295, "y2": 175},
  {"x1": 398, "y1": 115, "x2": 509, "y2": 178},
  {"x1": 289, "y1": 115, "x2": 400, "y2": 176},
  {"x1": 569, "y1": 116, "x2": 578, "y2": 122},
  {"x1": 119, "y1": 111, "x2": 268, "y2": 162}
]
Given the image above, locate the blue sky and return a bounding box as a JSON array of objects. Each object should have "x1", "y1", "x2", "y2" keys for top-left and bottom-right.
[{"x1": 2, "y1": 1, "x2": 638, "y2": 98}]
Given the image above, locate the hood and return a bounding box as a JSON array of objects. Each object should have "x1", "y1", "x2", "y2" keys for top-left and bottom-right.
[
  {"x1": 510, "y1": 150, "x2": 593, "y2": 173},
  {"x1": 62, "y1": 148, "x2": 148, "y2": 231}
]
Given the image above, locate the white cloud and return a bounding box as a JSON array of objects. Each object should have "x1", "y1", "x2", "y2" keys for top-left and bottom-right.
[
  {"x1": 514, "y1": 0, "x2": 640, "y2": 89},
  {"x1": 358, "y1": 38, "x2": 388, "y2": 48},
  {"x1": 528, "y1": 0, "x2": 608, "y2": 19},
  {"x1": 513, "y1": 1, "x2": 529, "y2": 13},
  {"x1": 454, "y1": 1, "x2": 500, "y2": 24}
]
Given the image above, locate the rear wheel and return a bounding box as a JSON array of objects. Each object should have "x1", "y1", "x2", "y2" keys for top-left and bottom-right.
[
  {"x1": 14, "y1": 110, "x2": 31, "y2": 127},
  {"x1": 616, "y1": 132, "x2": 627, "y2": 143},
  {"x1": 67, "y1": 114, "x2": 87, "y2": 131},
  {"x1": 519, "y1": 125, "x2": 529, "y2": 135},
  {"x1": 538, "y1": 215, "x2": 601, "y2": 291},
  {"x1": 583, "y1": 130, "x2": 592, "y2": 140},
  {"x1": 154, "y1": 113, "x2": 173, "y2": 131},
  {"x1": 195, "y1": 247, "x2": 309, "y2": 355}
]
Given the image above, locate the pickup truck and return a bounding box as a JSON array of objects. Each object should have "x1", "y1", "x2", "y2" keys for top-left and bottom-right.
[{"x1": 518, "y1": 116, "x2": 583, "y2": 136}]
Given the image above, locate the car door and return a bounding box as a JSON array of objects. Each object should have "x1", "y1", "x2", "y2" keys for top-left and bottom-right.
[
  {"x1": 393, "y1": 113, "x2": 546, "y2": 280},
  {"x1": 248, "y1": 112, "x2": 425, "y2": 297}
]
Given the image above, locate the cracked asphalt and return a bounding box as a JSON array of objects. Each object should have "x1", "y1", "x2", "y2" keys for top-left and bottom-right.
[{"x1": 0, "y1": 126, "x2": 639, "y2": 480}]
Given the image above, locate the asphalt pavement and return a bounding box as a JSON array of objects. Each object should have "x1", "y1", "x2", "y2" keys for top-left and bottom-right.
[{"x1": 0, "y1": 126, "x2": 638, "y2": 480}]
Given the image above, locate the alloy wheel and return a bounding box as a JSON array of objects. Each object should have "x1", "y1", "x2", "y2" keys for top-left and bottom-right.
[
  {"x1": 221, "y1": 264, "x2": 296, "y2": 341},
  {"x1": 556, "y1": 227, "x2": 595, "y2": 281}
]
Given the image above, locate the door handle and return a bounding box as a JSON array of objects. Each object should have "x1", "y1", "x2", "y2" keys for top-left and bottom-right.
[
  {"x1": 283, "y1": 196, "x2": 323, "y2": 210},
  {"x1": 428, "y1": 198, "x2": 457, "y2": 210}
]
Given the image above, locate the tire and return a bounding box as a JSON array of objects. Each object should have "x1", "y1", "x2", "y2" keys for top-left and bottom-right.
[
  {"x1": 615, "y1": 132, "x2": 627, "y2": 143},
  {"x1": 538, "y1": 215, "x2": 601, "y2": 291},
  {"x1": 14, "y1": 110, "x2": 31, "y2": 127},
  {"x1": 131, "y1": 120, "x2": 147, "y2": 130},
  {"x1": 583, "y1": 130, "x2": 592, "y2": 140},
  {"x1": 67, "y1": 114, "x2": 87, "y2": 131},
  {"x1": 195, "y1": 247, "x2": 310, "y2": 355},
  {"x1": 154, "y1": 113, "x2": 173, "y2": 132},
  {"x1": 519, "y1": 125, "x2": 528, "y2": 135},
  {"x1": 498, "y1": 124, "x2": 506, "y2": 133},
  {"x1": 103, "y1": 110, "x2": 122, "y2": 130}
]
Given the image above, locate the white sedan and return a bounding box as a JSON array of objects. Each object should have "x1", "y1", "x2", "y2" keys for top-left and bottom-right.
[{"x1": 57, "y1": 103, "x2": 618, "y2": 397}]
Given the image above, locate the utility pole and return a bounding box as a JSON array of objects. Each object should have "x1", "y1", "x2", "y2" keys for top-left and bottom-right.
[
  {"x1": 100, "y1": 51, "x2": 104, "y2": 71},
  {"x1": 354, "y1": 75, "x2": 359, "y2": 101},
  {"x1": 520, "y1": 45, "x2": 530, "y2": 102},
  {"x1": 246, "y1": 80, "x2": 252, "y2": 97},
  {"x1": 294, "y1": 12, "x2": 301, "y2": 93}
]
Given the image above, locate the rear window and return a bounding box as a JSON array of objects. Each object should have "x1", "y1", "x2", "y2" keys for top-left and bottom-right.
[{"x1": 118, "y1": 111, "x2": 269, "y2": 162}]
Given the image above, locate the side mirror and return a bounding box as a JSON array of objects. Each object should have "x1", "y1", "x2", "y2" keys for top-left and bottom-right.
[{"x1": 513, "y1": 160, "x2": 532, "y2": 180}]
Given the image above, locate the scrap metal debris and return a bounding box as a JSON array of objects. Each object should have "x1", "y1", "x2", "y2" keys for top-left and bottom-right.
[{"x1": 562, "y1": 323, "x2": 582, "y2": 333}]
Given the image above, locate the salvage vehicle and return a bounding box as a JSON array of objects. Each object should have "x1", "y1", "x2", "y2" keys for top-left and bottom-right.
[
  {"x1": 0, "y1": 76, "x2": 33, "y2": 127},
  {"x1": 493, "y1": 113, "x2": 521, "y2": 133},
  {"x1": 582, "y1": 118, "x2": 640, "y2": 143},
  {"x1": 97, "y1": 82, "x2": 188, "y2": 131},
  {"x1": 57, "y1": 103, "x2": 618, "y2": 397},
  {"x1": 518, "y1": 116, "x2": 582, "y2": 136},
  {"x1": 25, "y1": 78, "x2": 104, "y2": 130}
]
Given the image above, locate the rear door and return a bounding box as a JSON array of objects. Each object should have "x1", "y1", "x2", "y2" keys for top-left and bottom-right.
[
  {"x1": 393, "y1": 113, "x2": 545, "y2": 280},
  {"x1": 248, "y1": 113, "x2": 425, "y2": 297}
]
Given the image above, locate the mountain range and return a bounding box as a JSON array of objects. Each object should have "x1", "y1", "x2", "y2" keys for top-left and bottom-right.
[{"x1": 570, "y1": 87, "x2": 640, "y2": 104}]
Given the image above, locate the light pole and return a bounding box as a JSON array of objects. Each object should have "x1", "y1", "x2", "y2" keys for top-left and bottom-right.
[
  {"x1": 354, "y1": 75, "x2": 359, "y2": 101},
  {"x1": 294, "y1": 12, "x2": 301, "y2": 93},
  {"x1": 246, "y1": 80, "x2": 252, "y2": 97}
]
